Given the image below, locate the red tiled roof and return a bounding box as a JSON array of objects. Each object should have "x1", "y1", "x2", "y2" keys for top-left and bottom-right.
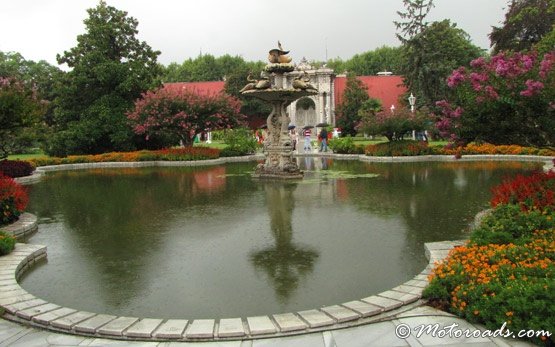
[
  {"x1": 163, "y1": 81, "x2": 226, "y2": 95},
  {"x1": 334, "y1": 75, "x2": 407, "y2": 110}
]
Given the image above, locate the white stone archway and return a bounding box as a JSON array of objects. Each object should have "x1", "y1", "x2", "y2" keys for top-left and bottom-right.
[{"x1": 286, "y1": 58, "x2": 335, "y2": 128}]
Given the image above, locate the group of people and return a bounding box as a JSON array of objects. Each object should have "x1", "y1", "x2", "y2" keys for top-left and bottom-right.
[
  {"x1": 257, "y1": 126, "x2": 331, "y2": 153},
  {"x1": 298, "y1": 127, "x2": 328, "y2": 153}
]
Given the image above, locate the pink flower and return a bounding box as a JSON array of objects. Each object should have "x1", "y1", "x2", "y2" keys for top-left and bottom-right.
[
  {"x1": 447, "y1": 67, "x2": 466, "y2": 88},
  {"x1": 520, "y1": 80, "x2": 544, "y2": 97},
  {"x1": 470, "y1": 57, "x2": 486, "y2": 68}
]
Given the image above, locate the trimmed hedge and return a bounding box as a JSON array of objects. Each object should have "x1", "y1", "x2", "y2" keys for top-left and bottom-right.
[{"x1": 0, "y1": 160, "x2": 34, "y2": 178}]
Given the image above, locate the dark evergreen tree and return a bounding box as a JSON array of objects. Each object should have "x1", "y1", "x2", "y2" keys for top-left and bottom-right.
[
  {"x1": 335, "y1": 73, "x2": 370, "y2": 137},
  {"x1": 490, "y1": 0, "x2": 555, "y2": 53},
  {"x1": 49, "y1": 1, "x2": 161, "y2": 156},
  {"x1": 394, "y1": 0, "x2": 435, "y2": 42}
]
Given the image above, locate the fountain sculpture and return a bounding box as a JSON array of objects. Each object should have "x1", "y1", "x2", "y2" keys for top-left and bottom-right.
[{"x1": 242, "y1": 42, "x2": 318, "y2": 179}]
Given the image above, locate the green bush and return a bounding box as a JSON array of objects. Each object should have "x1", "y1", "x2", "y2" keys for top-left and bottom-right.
[
  {"x1": 328, "y1": 136, "x2": 364, "y2": 154},
  {"x1": 365, "y1": 140, "x2": 431, "y2": 156},
  {"x1": 221, "y1": 128, "x2": 258, "y2": 156},
  {"x1": 0, "y1": 231, "x2": 16, "y2": 256},
  {"x1": 471, "y1": 204, "x2": 555, "y2": 246}
]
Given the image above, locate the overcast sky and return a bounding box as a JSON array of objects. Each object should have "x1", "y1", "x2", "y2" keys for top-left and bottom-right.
[{"x1": 1, "y1": 0, "x2": 509, "y2": 67}]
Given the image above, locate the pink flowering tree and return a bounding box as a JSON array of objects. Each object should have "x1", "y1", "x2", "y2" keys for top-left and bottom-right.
[
  {"x1": 127, "y1": 87, "x2": 245, "y2": 147},
  {"x1": 436, "y1": 50, "x2": 555, "y2": 147}
]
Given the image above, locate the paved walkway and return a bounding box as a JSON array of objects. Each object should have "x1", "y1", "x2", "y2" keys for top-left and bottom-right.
[{"x1": 0, "y1": 306, "x2": 535, "y2": 346}]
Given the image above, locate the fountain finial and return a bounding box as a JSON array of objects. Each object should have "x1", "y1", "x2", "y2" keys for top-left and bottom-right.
[{"x1": 268, "y1": 41, "x2": 292, "y2": 64}]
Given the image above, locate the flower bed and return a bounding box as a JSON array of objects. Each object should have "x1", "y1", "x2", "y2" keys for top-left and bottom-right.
[
  {"x1": 434, "y1": 143, "x2": 555, "y2": 157},
  {"x1": 0, "y1": 174, "x2": 29, "y2": 225},
  {"x1": 424, "y1": 171, "x2": 555, "y2": 345},
  {"x1": 27, "y1": 147, "x2": 221, "y2": 167}
]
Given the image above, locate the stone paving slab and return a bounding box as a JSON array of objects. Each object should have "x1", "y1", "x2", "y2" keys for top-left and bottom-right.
[
  {"x1": 297, "y1": 309, "x2": 335, "y2": 328},
  {"x1": 73, "y1": 314, "x2": 117, "y2": 333},
  {"x1": 0, "y1": 293, "x2": 35, "y2": 306},
  {"x1": 378, "y1": 290, "x2": 421, "y2": 304},
  {"x1": 361, "y1": 295, "x2": 404, "y2": 311},
  {"x1": 16, "y1": 302, "x2": 60, "y2": 320},
  {"x1": 404, "y1": 279, "x2": 428, "y2": 288},
  {"x1": 342, "y1": 300, "x2": 383, "y2": 317},
  {"x1": 32, "y1": 307, "x2": 77, "y2": 326},
  {"x1": 218, "y1": 318, "x2": 246, "y2": 337},
  {"x1": 391, "y1": 284, "x2": 424, "y2": 296},
  {"x1": 98, "y1": 316, "x2": 139, "y2": 336},
  {"x1": 246, "y1": 316, "x2": 277, "y2": 335},
  {"x1": 320, "y1": 305, "x2": 360, "y2": 323},
  {"x1": 152, "y1": 319, "x2": 188, "y2": 339},
  {"x1": 3, "y1": 298, "x2": 47, "y2": 314},
  {"x1": 185, "y1": 319, "x2": 215, "y2": 339},
  {"x1": 272, "y1": 313, "x2": 307, "y2": 332},
  {"x1": 50, "y1": 310, "x2": 96, "y2": 330},
  {"x1": 125, "y1": 318, "x2": 163, "y2": 338}
]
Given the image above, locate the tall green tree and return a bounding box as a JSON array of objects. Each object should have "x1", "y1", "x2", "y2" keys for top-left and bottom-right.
[
  {"x1": 394, "y1": 0, "x2": 435, "y2": 42},
  {"x1": 0, "y1": 77, "x2": 45, "y2": 158},
  {"x1": 224, "y1": 62, "x2": 270, "y2": 126},
  {"x1": 490, "y1": 0, "x2": 555, "y2": 53},
  {"x1": 49, "y1": 1, "x2": 161, "y2": 156},
  {"x1": 343, "y1": 46, "x2": 404, "y2": 75},
  {"x1": 161, "y1": 54, "x2": 252, "y2": 82},
  {"x1": 0, "y1": 50, "x2": 63, "y2": 147},
  {"x1": 335, "y1": 73, "x2": 370, "y2": 137},
  {"x1": 399, "y1": 20, "x2": 483, "y2": 110}
]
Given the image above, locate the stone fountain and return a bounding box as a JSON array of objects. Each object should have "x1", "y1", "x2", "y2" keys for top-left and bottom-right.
[{"x1": 241, "y1": 42, "x2": 318, "y2": 179}]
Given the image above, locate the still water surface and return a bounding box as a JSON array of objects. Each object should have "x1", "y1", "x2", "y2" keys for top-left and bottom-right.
[{"x1": 21, "y1": 159, "x2": 542, "y2": 318}]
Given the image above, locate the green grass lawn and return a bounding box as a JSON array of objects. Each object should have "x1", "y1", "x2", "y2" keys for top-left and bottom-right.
[{"x1": 351, "y1": 137, "x2": 448, "y2": 147}]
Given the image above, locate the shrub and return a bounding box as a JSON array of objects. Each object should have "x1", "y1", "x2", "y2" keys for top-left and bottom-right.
[
  {"x1": 470, "y1": 204, "x2": 555, "y2": 245},
  {"x1": 0, "y1": 231, "x2": 16, "y2": 255},
  {"x1": 491, "y1": 170, "x2": 555, "y2": 212},
  {"x1": 0, "y1": 174, "x2": 29, "y2": 225},
  {"x1": 328, "y1": 136, "x2": 364, "y2": 154},
  {"x1": 424, "y1": 231, "x2": 554, "y2": 345},
  {"x1": 365, "y1": 140, "x2": 431, "y2": 156},
  {"x1": 220, "y1": 128, "x2": 258, "y2": 156},
  {"x1": 0, "y1": 160, "x2": 34, "y2": 178},
  {"x1": 434, "y1": 143, "x2": 555, "y2": 156},
  {"x1": 424, "y1": 168, "x2": 555, "y2": 345}
]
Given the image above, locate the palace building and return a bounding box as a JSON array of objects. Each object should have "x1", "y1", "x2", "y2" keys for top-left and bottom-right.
[{"x1": 164, "y1": 58, "x2": 406, "y2": 129}]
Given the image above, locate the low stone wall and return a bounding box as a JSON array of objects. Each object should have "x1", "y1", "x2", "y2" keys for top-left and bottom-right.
[
  {"x1": 1, "y1": 213, "x2": 38, "y2": 241},
  {"x1": 0, "y1": 238, "x2": 464, "y2": 341}
]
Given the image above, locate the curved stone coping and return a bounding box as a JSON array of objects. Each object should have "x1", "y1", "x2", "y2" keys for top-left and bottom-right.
[
  {"x1": 0, "y1": 240, "x2": 464, "y2": 342},
  {"x1": 0, "y1": 213, "x2": 38, "y2": 241},
  {"x1": 13, "y1": 171, "x2": 44, "y2": 185},
  {"x1": 11, "y1": 153, "x2": 554, "y2": 185}
]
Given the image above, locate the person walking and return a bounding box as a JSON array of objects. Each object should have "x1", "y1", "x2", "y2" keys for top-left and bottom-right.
[
  {"x1": 303, "y1": 128, "x2": 312, "y2": 152},
  {"x1": 319, "y1": 127, "x2": 328, "y2": 152}
]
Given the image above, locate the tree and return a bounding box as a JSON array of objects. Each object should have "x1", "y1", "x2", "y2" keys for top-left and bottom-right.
[
  {"x1": 343, "y1": 46, "x2": 404, "y2": 75},
  {"x1": 0, "y1": 77, "x2": 45, "y2": 159},
  {"x1": 49, "y1": 1, "x2": 161, "y2": 156},
  {"x1": 224, "y1": 62, "x2": 270, "y2": 126},
  {"x1": 490, "y1": 0, "x2": 555, "y2": 53},
  {"x1": 400, "y1": 20, "x2": 483, "y2": 110},
  {"x1": 394, "y1": 0, "x2": 435, "y2": 42},
  {"x1": 436, "y1": 51, "x2": 555, "y2": 147},
  {"x1": 359, "y1": 106, "x2": 428, "y2": 142},
  {"x1": 127, "y1": 87, "x2": 245, "y2": 147},
  {"x1": 335, "y1": 73, "x2": 370, "y2": 137}
]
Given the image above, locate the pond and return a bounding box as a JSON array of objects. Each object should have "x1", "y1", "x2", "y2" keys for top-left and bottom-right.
[{"x1": 21, "y1": 159, "x2": 542, "y2": 319}]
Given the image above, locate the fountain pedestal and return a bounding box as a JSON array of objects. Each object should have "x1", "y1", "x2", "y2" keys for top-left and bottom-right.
[{"x1": 242, "y1": 46, "x2": 318, "y2": 179}]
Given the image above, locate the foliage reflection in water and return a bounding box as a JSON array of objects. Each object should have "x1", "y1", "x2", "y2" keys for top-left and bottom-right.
[{"x1": 21, "y1": 159, "x2": 542, "y2": 318}]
